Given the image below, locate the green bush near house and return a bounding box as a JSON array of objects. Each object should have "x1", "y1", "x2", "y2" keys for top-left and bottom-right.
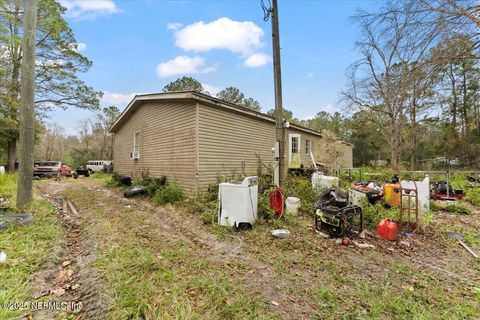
[
  {"x1": 284, "y1": 175, "x2": 316, "y2": 214},
  {"x1": 137, "y1": 177, "x2": 167, "y2": 197},
  {"x1": 107, "y1": 172, "x2": 130, "y2": 187},
  {"x1": 153, "y1": 179, "x2": 185, "y2": 205}
]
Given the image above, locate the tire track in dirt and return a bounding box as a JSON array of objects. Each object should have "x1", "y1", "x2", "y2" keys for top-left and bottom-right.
[
  {"x1": 29, "y1": 181, "x2": 112, "y2": 320},
  {"x1": 76, "y1": 179, "x2": 318, "y2": 319}
]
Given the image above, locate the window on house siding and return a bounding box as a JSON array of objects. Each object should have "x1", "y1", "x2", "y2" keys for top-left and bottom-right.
[
  {"x1": 133, "y1": 132, "x2": 140, "y2": 153},
  {"x1": 305, "y1": 139, "x2": 312, "y2": 155},
  {"x1": 291, "y1": 136, "x2": 299, "y2": 154}
]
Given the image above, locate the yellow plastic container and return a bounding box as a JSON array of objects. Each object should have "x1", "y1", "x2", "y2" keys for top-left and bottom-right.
[{"x1": 384, "y1": 183, "x2": 401, "y2": 207}]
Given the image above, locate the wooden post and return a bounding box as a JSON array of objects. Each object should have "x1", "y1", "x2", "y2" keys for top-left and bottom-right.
[
  {"x1": 270, "y1": 0, "x2": 286, "y2": 187},
  {"x1": 16, "y1": 0, "x2": 38, "y2": 209}
]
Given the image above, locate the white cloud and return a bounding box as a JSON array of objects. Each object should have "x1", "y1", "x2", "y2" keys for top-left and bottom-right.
[
  {"x1": 174, "y1": 17, "x2": 264, "y2": 56},
  {"x1": 76, "y1": 42, "x2": 87, "y2": 52},
  {"x1": 156, "y1": 56, "x2": 216, "y2": 78},
  {"x1": 58, "y1": 0, "x2": 120, "y2": 19},
  {"x1": 167, "y1": 22, "x2": 183, "y2": 30},
  {"x1": 102, "y1": 91, "x2": 136, "y2": 106},
  {"x1": 202, "y1": 83, "x2": 221, "y2": 96},
  {"x1": 308, "y1": 73, "x2": 314, "y2": 79},
  {"x1": 69, "y1": 42, "x2": 87, "y2": 53},
  {"x1": 244, "y1": 53, "x2": 270, "y2": 67}
]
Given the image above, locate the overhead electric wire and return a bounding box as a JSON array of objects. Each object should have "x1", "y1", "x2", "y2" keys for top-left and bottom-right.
[{"x1": 261, "y1": 0, "x2": 272, "y2": 21}]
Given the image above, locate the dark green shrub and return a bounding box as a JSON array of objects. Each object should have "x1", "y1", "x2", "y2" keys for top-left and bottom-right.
[
  {"x1": 284, "y1": 175, "x2": 316, "y2": 214},
  {"x1": 361, "y1": 198, "x2": 400, "y2": 229},
  {"x1": 206, "y1": 183, "x2": 219, "y2": 202},
  {"x1": 258, "y1": 193, "x2": 274, "y2": 219},
  {"x1": 108, "y1": 172, "x2": 131, "y2": 187},
  {"x1": 153, "y1": 180, "x2": 185, "y2": 205},
  {"x1": 137, "y1": 176, "x2": 167, "y2": 197}
]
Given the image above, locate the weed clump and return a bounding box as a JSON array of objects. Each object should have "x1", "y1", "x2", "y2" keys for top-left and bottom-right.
[
  {"x1": 465, "y1": 188, "x2": 480, "y2": 206},
  {"x1": 284, "y1": 175, "x2": 316, "y2": 214},
  {"x1": 200, "y1": 211, "x2": 217, "y2": 225},
  {"x1": 138, "y1": 176, "x2": 167, "y2": 197},
  {"x1": 108, "y1": 172, "x2": 131, "y2": 187},
  {"x1": 153, "y1": 179, "x2": 185, "y2": 205},
  {"x1": 430, "y1": 200, "x2": 471, "y2": 215},
  {"x1": 361, "y1": 198, "x2": 400, "y2": 229}
]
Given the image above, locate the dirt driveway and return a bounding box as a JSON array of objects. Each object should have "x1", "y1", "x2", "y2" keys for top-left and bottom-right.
[{"x1": 31, "y1": 177, "x2": 480, "y2": 319}]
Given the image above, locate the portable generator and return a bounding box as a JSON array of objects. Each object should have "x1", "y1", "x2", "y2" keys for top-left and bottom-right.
[{"x1": 314, "y1": 188, "x2": 363, "y2": 237}]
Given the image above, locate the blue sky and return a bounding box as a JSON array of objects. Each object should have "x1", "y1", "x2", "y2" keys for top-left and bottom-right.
[{"x1": 49, "y1": 0, "x2": 375, "y2": 135}]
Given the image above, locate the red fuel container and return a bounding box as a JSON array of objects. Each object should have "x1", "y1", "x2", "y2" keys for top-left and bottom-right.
[
  {"x1": 269, "y1": 188, "x2": 284, "y2": 217},
  {"x1": 377, "y1": 219, "x2": 398, "y2": 241}
]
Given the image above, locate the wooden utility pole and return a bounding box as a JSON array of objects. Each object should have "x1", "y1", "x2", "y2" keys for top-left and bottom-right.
[
  {"x1": 16, "y1": 0, "x2": 38, "y2": 209},
  {"x1": 270, "y1": 0, "x2": 286, "y2": 186}
]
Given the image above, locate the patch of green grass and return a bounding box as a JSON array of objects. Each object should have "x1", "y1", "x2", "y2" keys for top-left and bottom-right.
[
  {"x1": 312, "y1": 274, "x2": 478, "y2": 320},
  {"x1": 465, "y1": 187, "x2": 480, "y2": 206},
  {"x1": 430, "y1": 200, "x2": 471, "y2": 215},
  {"x1": 66, "y1": 187, "x2": 276, "y2": 320},
  {"x1": 0, "y1": 174, "x2": 63, "y2": 319},
  {"x1": 357, "y1": 277, "x2": 477, "y2": 319},
  {"x1": 89, "y1": 172, "x2": 113, "y2": 185}
]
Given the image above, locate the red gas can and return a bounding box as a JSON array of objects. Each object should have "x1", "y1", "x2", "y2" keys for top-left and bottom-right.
[
  {"x1": 269, "y1": 188, "x2": 284, "y2": 217},
  {"x1": 377, "y1": 219, "x2": 398, "y2": 241}
]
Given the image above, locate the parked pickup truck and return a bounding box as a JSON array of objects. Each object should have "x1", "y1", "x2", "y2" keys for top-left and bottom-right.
[{"x1": 33, "y1": 161, "x2": 72, "y2": 178}]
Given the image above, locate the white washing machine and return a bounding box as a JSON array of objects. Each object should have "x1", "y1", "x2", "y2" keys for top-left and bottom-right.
[{"x1": 218, "y1": 176, "x2": 258, "y2": 228}]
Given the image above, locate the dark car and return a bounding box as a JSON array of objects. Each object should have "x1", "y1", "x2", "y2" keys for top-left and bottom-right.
[
  {"x1": 73, "y1": 166, "x2": 90, "y2": 179},
  {"x1": 33, "y1": 161, "x2": 72, "y2": 178}
]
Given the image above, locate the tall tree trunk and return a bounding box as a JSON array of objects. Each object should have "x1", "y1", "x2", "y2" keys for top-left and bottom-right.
[
  {"x1": 410, "y1": 95, "x2": 417, "y2": 171},
  {"x1": 390, "y1": 124, "x2": 400, "y2": 173},
  {"x1": 461, "y1": 61, "x2": 468, "y2": 137},
  {"x1": 449, "y1": 66, "x2": 458, "y2": 137},
  {"x1": 6, "y1": 1, "x2": 22, "y2": 173},
  {"x1": 7, "y1": 139, "x2": 16, "y2": 172}
]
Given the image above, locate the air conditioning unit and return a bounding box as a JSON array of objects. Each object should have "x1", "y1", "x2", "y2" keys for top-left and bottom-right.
[{"x1": 130, "y1": 151, "x2": 140, "y2": 159}]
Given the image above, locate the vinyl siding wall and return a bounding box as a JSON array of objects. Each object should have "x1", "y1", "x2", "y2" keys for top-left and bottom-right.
[
  {"x1": 197, "y1": 103, "x2": 276, "y2": 191},
  {"x1": 196, "y1": 104, "x2": 353, "y2": 191},
  {"x1": 113, "y1": 99, "x2": 353, "y2": 193},
  {"x1": 112, "y1": 101, "x2": 197, "y2": 192}
]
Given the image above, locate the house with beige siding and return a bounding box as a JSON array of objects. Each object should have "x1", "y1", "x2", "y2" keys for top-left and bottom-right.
[{"x1": 110, "y1": 91, "x2": 353, "y2": 193}]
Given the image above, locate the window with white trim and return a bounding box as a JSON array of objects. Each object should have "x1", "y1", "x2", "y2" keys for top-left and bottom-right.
[
  {"x1": 291, "y1": 136, "x2": 299, "y2": 154},
  {"x1": 305, "y1": 139, "x2": 312, "y2": 155},
  {"x1": 133, "y1": 132, "x2": 140, "y2": 153}
]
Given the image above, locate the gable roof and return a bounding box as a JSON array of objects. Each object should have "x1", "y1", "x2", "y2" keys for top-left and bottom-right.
[{"x1": 109, "y1": 91, "x2": 352, "y2": 146}]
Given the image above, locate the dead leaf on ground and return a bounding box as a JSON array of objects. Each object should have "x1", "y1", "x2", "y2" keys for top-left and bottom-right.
[{"x1": 51, "y1": 288, "x2": 65, "y2": 296}]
